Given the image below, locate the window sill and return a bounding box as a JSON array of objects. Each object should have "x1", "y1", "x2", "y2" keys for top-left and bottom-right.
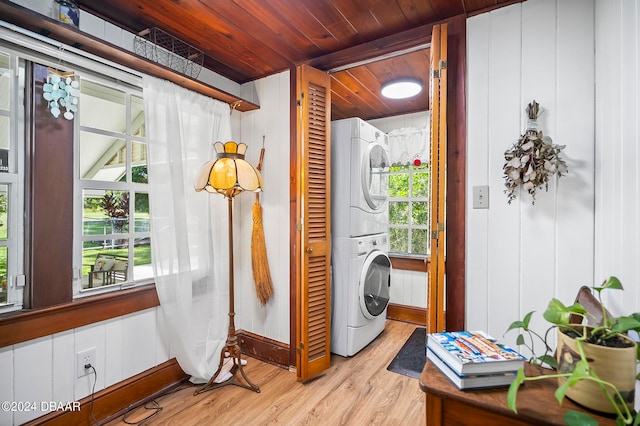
[
  {"x1": 0, "y1": 284, "x2": 159, "y2": 348},
  {"x1": 389, "y1": 254, "x2": 430, "y2": 272}
]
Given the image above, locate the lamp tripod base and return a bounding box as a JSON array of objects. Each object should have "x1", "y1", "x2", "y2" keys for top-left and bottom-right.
[
  {"x1": 194, "y1": 196, "x2": 260, "y2": 396},
  {"x1": 194, "y1": 342, "x2": 260, "y2": 395}
]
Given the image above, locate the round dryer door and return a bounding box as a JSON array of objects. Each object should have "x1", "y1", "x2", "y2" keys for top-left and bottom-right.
[
  {"x1": 361, "y1": 142, "x2": 389, "y2": 210},
  {"x1": 359, "y1": 250, "x2": 391, "y2": 319}
]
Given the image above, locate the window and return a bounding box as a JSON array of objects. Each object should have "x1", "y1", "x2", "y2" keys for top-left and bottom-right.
[
  {"x1": 0, "y1": 29, "x2": 154, "y2": 313},
  {"x1": 75, "y1": 77, "x2": 151, "y2": 295},
  {"x1": 388, "y1": 163, "x2": 429, "y2": 255},
  {"x1": 0, "y1": 50, "x2": 25, "y2": 312}
]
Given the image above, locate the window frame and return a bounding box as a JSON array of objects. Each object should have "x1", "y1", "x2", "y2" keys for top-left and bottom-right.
[
  {"x1": 0, "y1": 13, "x2": 169, "y2": 348},
  {"x1": 0, "y1": 26, "x2": 155, "y2": 333},
  {"x1": 73, "y1": 73, "x2": 151, "y2": 298},
  {"x1": 388, "y1": 162, "x2": 430, "y2": 257},
  {"x1": 0, "y1": 49, "x2": 25, "y2": 313}
]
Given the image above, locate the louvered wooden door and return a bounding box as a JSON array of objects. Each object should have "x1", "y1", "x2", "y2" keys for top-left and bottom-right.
[
  {"x1": 295, "y1": 64, "x2": 332, "y2": 381},
  {"x1": 428, "y1": 23, "x2": 448, "y2": 333}
]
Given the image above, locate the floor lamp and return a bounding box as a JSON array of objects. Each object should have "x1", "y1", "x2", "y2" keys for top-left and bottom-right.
[{"x1": 194, "y1": 141, "x2": 263, "y2": 395}]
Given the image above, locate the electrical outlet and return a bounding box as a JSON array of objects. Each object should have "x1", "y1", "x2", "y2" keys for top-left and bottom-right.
[{"x1": 76, "y1": 348, "x2": 96, "y2": 378}]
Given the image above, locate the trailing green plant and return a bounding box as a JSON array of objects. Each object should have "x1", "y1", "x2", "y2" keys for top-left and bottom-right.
[{"x1": 505, "y1": 276, "x2": 640, "y2": 426}]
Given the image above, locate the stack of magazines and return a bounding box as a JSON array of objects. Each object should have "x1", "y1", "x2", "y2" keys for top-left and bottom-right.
[{"x1": 426, "y1": 330, "x2": 527, "y2": 390}]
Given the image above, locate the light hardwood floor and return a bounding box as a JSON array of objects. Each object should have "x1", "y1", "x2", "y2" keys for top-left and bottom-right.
[{"x1": 107, "y1": 320, "x2": 425, "y2": 425}]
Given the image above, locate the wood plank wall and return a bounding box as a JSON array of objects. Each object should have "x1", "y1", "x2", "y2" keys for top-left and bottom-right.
[
  {"x1": 465, "y1": 0, "x2": 596, "y2": 353},
  {"x1": 235, "y1": 71, "x2": 291, "y2": 345},
  {"x1": 594, "y1": 0, "x2": 640, "y2": 315}
]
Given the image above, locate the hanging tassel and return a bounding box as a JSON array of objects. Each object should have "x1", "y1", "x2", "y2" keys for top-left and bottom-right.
[{"x1": 251, "y1": 135, "x2": 274, "y2": 304}]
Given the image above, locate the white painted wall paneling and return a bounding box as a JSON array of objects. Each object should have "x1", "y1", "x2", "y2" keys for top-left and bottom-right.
[
  {"x1": 0, "y1": 345, "x2": 13, "y2": 425},
  {"x1": 466, "y1": 0, "x2": 596, "y2": 353},
  {"x1": 236, "y1": 71, "x2": 291, "y2": 344},
  {"x1": 13, "y1": 337, "x2": 52, "y2": 424},
  {"x1": 554, "y1": 0, "x2": 595, "y2": 305},
  {"x1": 518, "y1": 0, "x2": 560, "y2": 344},
  {"x1": 466, "y1": 10, "x2": 492, "y2": 333},
  {"x1": 0, "y1": 308, "x2": 168, "y2": 424},
  {"x1": 472, "y1": 4, "x2": 524, "y2": 345},
  {"x1": 594, "y1": 0, "x2": 640, "y2": 315}
]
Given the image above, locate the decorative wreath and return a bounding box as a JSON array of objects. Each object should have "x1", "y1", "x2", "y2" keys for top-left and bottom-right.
[{"x1": 503, "y1": 100, "x2": 568, "y2": 204}]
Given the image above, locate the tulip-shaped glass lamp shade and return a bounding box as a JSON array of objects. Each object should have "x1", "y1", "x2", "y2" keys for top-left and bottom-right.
[{"x1": 195, "y1": 141, "x2": 263, "y2": 199}]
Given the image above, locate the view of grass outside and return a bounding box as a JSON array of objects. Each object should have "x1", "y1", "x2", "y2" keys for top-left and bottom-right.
[
  {"x1": 388, "y1": 163, "x2": 429, "y2": 255},
  {"x1": 82, "y1": 190, "x2": 150, "y2": 285},
  {"x1": 81, "y1": 241, "x2": 150, "y2": 276}
]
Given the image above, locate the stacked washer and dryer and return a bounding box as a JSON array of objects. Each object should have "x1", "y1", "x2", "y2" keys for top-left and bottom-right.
[{"x1": 330, "y1": 117, "x2": 392, "y2": 357}]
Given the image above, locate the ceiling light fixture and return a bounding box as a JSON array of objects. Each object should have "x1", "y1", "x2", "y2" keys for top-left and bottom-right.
[{"x1": 381, "y1": 78, "x2": 423, "y2": 99}]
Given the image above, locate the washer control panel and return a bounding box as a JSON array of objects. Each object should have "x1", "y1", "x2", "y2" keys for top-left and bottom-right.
[{"x1": 356, "y1": 234, "x2": 389, "y2": 254}]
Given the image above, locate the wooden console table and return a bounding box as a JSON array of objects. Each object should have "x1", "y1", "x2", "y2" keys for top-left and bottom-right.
[{"x1": 419, "y1": 361, "x2": 617, "y2": 425}]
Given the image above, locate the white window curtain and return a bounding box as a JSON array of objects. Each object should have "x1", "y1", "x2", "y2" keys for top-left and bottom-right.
[
  {"x1": 143, "y1": 75, "x2": 231, "y2": 383},
  {"x1": 388, "y1": 126, "x2": 430, "y2": 166}
]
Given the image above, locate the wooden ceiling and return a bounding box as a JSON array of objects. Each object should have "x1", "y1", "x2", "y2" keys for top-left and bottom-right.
[{"x1": 77, "y1": 0, "x2": 520, "y2": 120}]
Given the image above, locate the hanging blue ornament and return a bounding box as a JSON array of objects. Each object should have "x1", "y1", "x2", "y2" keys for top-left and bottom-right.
[{"x1": 43, "y1": 70, "x2": 79, "y2": 120}]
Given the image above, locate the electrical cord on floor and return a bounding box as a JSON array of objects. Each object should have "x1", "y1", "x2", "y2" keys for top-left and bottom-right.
[
  {"x1": 82, "y1": 361, "x2": 174, "y2": 426},
  {"x1": 122, "y1": 400, "x2": 163, "y2": 425},
  {"x1": 119, "y1": 381, "x2": 194, "y2": 425}
]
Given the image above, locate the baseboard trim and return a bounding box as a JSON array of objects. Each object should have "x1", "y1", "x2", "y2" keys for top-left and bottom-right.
[
  {"x1": 237, "y1": 329, "x2": 290, "y2": 369},
  {"x1": 387, "y1": 303, "x2": 427, "y2": 325},
  {"x1": 25, "y1": 358, "x2": 188, "y2": 426}
]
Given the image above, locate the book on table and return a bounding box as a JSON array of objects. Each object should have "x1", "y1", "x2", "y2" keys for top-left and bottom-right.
[
  {"x1": 426, "y1": 348, "x2": 518, "y2": 390},
  {"x1": 426, "y1": 330, "x2": 526, "y2": 375}
]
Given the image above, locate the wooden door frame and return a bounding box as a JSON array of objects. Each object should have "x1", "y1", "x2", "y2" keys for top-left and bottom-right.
[{"x1": 289, "y1": 15, "x2": 466, "y2": 366}]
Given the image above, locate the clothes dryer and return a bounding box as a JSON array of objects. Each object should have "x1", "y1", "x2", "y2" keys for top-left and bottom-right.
[
  {"x1": 331, "y1": 233, "x2": 391, "y2": 357},
  {"x1": 331, "y1": 117, "x2": 390, "y2": 238}
]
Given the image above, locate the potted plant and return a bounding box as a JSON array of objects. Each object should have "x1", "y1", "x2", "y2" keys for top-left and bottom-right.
[{"x1": 505, "y1": 276, "x2": 640, "y2": 425}]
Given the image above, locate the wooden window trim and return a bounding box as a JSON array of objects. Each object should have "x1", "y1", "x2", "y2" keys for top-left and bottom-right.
[
  {"x1": 389, "y1": 255, "x2": 429, "y2": 273},
  {"x1": 0, "y1": 284, "x2": 159, "y2": 348}
]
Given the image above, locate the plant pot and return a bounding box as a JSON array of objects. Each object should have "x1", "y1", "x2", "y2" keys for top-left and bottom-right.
[{"x1": 556, "y1": 327, "x2": 637, "y2": 414}]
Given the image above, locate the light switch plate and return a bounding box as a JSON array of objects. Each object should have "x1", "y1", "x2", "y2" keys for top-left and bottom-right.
[{"x1": 473, "y1": 185, "x2": 489, "y2": 209}]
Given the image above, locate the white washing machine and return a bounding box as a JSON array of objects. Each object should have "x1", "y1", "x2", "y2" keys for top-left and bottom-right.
[
  {"x1": 331, "y1": 233, "x2": 392, "y2": 357},
  {"x1": 331, "y1": 117, "x2": 390, "y2": 238}
]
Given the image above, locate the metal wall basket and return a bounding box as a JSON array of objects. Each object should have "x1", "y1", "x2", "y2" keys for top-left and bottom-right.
[{"x1": 134, "y1": 27, "x2": 204, "y2": 79}]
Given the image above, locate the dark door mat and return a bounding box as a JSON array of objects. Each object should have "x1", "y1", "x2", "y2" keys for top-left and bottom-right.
[{"x1": 386, "y1": 327, "x2": 426, "y2": 379}]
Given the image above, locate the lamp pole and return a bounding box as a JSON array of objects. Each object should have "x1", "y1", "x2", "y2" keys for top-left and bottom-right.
[
  {"x1": 226, "y1": 197, "x2": 236, "y2": 347},
  {"x1": 193, "y1": 140, "x2": 262, "y2": 395},
  {"x1": 195, "y1": 195, "x2": 260, "y2": 395}
]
